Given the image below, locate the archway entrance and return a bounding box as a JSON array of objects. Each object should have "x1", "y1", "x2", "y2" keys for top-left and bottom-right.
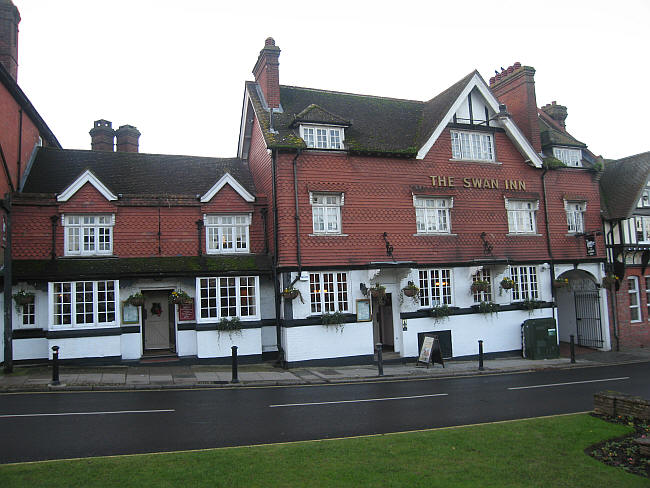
[{"x1": 555, "y1": 270, "x2": 603, "y2": 348}]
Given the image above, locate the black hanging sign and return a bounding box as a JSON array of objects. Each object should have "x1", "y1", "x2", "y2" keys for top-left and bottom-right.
[{"x1": 585, "y1": 235, "x2": 596, "y2": 256}]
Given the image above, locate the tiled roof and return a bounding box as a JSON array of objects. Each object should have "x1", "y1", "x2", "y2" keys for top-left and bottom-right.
[
  {"x1": 600, "y1": 151, "x2": 650, "y2": 219},
  {"x1": 22, "y1": 147, "x2": 255, "y2": 196},
  {"x1": 538, "y1": 110, "x2": 586, "y2": 149},
  {"x1": 247, "y1": 71, "x2": 476, "y2": 156}
]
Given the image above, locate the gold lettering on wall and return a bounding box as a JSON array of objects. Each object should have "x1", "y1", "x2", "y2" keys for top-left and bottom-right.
[{"x1": 435, "y1": 175, "x2": 525, "y2": 191}]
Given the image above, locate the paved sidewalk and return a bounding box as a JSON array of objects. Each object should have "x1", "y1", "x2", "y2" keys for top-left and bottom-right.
[{"x1": 2, "y1": 348, "x2": 650, "y2": 392}]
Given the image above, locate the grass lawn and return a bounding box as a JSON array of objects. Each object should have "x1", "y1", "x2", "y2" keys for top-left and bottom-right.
[{"x1": 0, "y1": 413, "x2": 646, "y2": 488}]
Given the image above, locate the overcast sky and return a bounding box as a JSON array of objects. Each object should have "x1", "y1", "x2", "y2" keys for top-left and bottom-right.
[{"x1": 12, "y1": 0, "x2": 650, "y2": 160}]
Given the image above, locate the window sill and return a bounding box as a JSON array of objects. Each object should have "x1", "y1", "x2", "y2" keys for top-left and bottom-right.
[
  {"x1": 309, "y1": 233, "x2": 348, "y2": 237},
  {"x1": 49, "y1": 324, "x2": 117, "y2": 331},
  {"x1": 449, "y1": 158, "x2": 502, "y2": 165},
  {"x1": 206, "y1": 251, "x2": 252, "y2": 255},
  {"x1": 506, "y1": 233, "x2": 542, "y2": 237},
  {"x1": 414, "y1": 233, "x2": 457, "y2": 237},
  {"x1": 61, "y1": 254, "x2": 115, "y2": 258}
]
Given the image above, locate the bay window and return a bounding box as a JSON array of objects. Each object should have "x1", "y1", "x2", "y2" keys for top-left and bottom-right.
[
  {"x1": 49, "y1": 280, "x2": 118, "y2": 327},
  {"x1": 310, "y1": 272, "x2": 349, "y2": 314},
  {"x1": 197, "y1": 276, "x2": 259, "y2": 321}
]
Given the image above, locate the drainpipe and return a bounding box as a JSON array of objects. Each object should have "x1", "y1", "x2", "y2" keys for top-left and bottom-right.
[
  {"x1": 271, "y1": 148, "x2": 285, "y2": 366},
  {"x1": 290, "y1": 149, "x2": 303, "y2": 288},
  {"x1": 16, "y1": 109, "x2": 22, "y2": 191},
  {"x1": 541, "y1": 169, "x2": 556, "y2": 320}
]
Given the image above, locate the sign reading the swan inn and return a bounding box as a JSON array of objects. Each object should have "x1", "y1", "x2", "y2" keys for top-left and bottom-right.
[{"x1": 430, "y1": 176, "x2": 526, "y2": 190}]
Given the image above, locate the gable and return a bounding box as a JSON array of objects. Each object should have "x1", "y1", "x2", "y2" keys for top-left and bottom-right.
[
  {"x1": 200, "y1": 172, "x2": 255, "y2": 203},
  {"x1": 56, "y1": 169, "x2": 117, "y2": 202},
  {"x1": 416, "y1": 73, "x2": 543, "y2": 167}
]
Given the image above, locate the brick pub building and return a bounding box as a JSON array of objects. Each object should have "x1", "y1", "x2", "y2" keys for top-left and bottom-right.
[{"x1": 1, "y1": 5, "x2": 611, "y2": 365}]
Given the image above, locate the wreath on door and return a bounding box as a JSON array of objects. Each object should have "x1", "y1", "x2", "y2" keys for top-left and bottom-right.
[{"x1": 150, "y1": 302, "x2": 162, "y2": 316}]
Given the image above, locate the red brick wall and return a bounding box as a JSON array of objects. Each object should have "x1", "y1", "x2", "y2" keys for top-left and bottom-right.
[
  {"x1": 271, "y1": 128, "x2": 604, "y2": 268},
  {"x1": 609, "y1": 268, "x2": 650, "y2": 349},
  {"x1": 248, "y1": 116, "x2": 274, "y2": 255},
  {"x1": 13, "y1": 181, "x2": 264, "y2": 259},
  {"x1": 0, "y1": 82, "x2": 48, "y2": 196}
]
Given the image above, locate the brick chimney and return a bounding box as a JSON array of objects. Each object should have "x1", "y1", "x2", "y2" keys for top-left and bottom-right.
[
  {"x1": 252, "y1": 37, "x2": 281, "y2": 109},
  {"x1": 115, "y1": 124, "x2": 141, "y2": 153},
  {"x1": 541, "y1": 101, "x2": 568, "y2": 130},
  {"x1": 489, "y1": 62, "x2": 541, "y2": 154},
  {"x1": 0, "y1": 0, "x2": 20, "y2": 81},
  {"x1": 89, "y1": 119, "x2": 115, "y2": 151}
]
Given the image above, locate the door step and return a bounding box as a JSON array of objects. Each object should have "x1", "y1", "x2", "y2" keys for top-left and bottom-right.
[{"x1": 140, "y1": 352, "x2": 179, "y2": 364}]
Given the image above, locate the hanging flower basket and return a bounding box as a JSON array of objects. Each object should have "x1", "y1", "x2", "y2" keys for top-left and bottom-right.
[
  {"x1": 470, "y1": 281, "x2": 491, "y2": 294},
  {"x1": 169, "y1": 289, "x2": 192, "y2": 305},
  {"x1": 127, "y1": 292, "x2": 145, "y2": 306},
  {"x1": 500, "y1": 277, "x2": 515, "y2": 290},
  {"x1": 13, "y1": 290, "x2": 34, "y2": 306},
  {"x1": 369, "y1": 285, "x2": 386, "y2": 298},
  {"x1": 281, "y1": 289, "x2": 300, "y2": 300},
  {"x1": 403, "y1": 286, "x2": 418, "y2": 298},
  {"x1": 553, "y1": 278, "x2": 569, "y2": 289}
]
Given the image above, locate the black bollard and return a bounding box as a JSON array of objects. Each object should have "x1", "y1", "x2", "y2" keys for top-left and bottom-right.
[
  {"x1": 375, "y1": 343, "x2": 384, "y2": 377},
  {"x1": 478, "y1": 340, "x2": 484, "y2": 371},
  {"x1": 51, "y1": 345, "x2": 60, "y2": 386},
  {"x1": 231, "y1": 345, "x2": 239, "y2": 383},
  {"x1": 570, "y1": 335, "x2": 576, "y2": 364}
]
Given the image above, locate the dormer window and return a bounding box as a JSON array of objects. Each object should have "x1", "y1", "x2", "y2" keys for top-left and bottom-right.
[
  {"x1": 300, "y1": 125, "x2": 344, "y2": 150},
  {"x1": 638, "y1": 184, "x2": 650, "y2": 208},
  {"x1": 451, "y1": 130, "x2": 494, "y2": 162},
  {"x1": 553, "y1": 147, "x2": 582, "y2": 167}
]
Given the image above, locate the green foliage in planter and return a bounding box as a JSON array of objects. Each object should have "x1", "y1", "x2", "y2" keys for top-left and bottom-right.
[
  {"x1": 12, "y1": 289, "x2": 35, "y2": 311},
  {"x1": 169, "y1": 289, "x2": 191, "y2": 304},
  {"x1": 322, "y1": 311, "x2": 345, "y2": 332},
  {"x1": 519, "y1": 299, "x2": 543, "y2": 312},
  {"x1": 470, "y1": 280, "x2": 491, "y2": 293},
  {"x1": 472, "y1": 301, "x2": 500, "y2": 315},
  {"x1": 126, "y1": 292, "x2": 145, "y2": 306},
  {"x1": 430, "y1": 304, "x2": 452, "y2": 321},
  {"x1": 216, "y1": 316, "x2": 242, "y2": 332}
]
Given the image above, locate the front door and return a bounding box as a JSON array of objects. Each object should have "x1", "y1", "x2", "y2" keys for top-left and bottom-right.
[
  {"x1": 372, "y1": 292, "x2": 394, "y2": 350},
  {"x1": 143, "y1": 290, "x2": 173, "y2": 351}
]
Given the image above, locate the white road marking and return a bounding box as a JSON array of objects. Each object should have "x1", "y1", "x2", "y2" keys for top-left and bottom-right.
[
  {"x1": 507, "y1": 377, "x2": 630, "y2": 390},
  {"x1": 269, "y1": 393, "x2": 448, "y2": 408},
  {"x1": 0, "y1": 409, "x2": 175, "y2": 418}
]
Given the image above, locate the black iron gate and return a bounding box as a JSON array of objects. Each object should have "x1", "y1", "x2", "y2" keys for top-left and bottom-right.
[{"x1": 574, "y1": 290, "x2": 603, "y2": 348}]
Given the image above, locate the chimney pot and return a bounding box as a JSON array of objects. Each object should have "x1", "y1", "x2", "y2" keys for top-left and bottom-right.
[
  {"x1": 489, "y1": 76, "x2": 496, "y2": 85},
  {"x1": 265, "y1": 37, "x2": 275, "y2": 46},
  {"x1": 89, "y1": 119, "x2": 115, "y2": 151},
  {"x1": 115, "y1": 124, "x2": 141, "y2": 153},
  {"x1": 507, "y1": 65, "x2": 514, "y2": 74},
  {"x1": 514, "y1": 62, "x2": 521, "y2": 69},
  {"x1": 541, "y1": 102, "x2": 568, "y2": 130}
]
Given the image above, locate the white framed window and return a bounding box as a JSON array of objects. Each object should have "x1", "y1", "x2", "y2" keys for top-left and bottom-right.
[
  {"x1": 49, "y1": 280, "x2": 117, "y2": 328},
  {"x1": 197, "y1": 276, "x2": 259, "y2": 321},
  {"x1": 553, "y1": 147, "x2": 582, "y2": 167},
  {"x1": 418, "y1": 269, "x2": 453, "y2": 307},
  {"x1": 414, "y1": 196, "x2": 452, "y2": 234},
  {"x1": 18, "y1": 302, "x2": 35, "y2": 327},
  {"x1": 635, "y1": 216, "x2": 650, "y2": 244},
  {"x1": 309, "y1": 272, "x2": 349, "y2": 314},
  {"x1": 565, "y1": 201, "x2": 586, "y2": 234},
  {"x1": 63, "y1": 214, "x2": 114, "y2": 256},
  {"x1": 311, "y1": 192, "x2": 343, "y2": 234},
  {"x1": 506, "y1": 199, "x2": 538, "y2": 234},
  {"x1": 510, "y1": 266, "x2": 538, "y2": 301},
  {"x1": 472, "y1": 269, "x2": 492, "y2": 303},
  {"x1": 205, "y1": 214, "x2": 250, "y2": 254},
  {"x1": 451, "y1": 131, "x2": 494, "y2": 162},
  {"x1": 637, "y1": 186, "x2": 650, "y2": 208},
  {"x1": 300, "y1": 125, "x2": 344, "y2": 150},
  {"x1": 628, "y1": 276, "x2": 641, "y2": 322}
]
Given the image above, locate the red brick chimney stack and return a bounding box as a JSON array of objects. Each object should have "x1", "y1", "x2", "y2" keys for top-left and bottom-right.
[
  {"x1": 0, "y1": 0, "x2": 20, "y2": 81},
  {"x1": 489, "y1": 62, "x2": 542, "y2": 154},
  {"x1": 541, "y1": 101, "x2": 568, "y2": 131},
  {"x1": 115, "y1": 124, "x2": 141, "y2": 153},
  {"x1": 252, "y1": 37, "x2": 281, "y2": 109},
  {"x1": 89, "y1": 119, "x2": 115, "y2": 151}
]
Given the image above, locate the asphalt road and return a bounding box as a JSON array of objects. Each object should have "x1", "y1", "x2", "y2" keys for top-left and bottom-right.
[{"x1": 1, "y1": 362, "x2": 649, "y2": 464}]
